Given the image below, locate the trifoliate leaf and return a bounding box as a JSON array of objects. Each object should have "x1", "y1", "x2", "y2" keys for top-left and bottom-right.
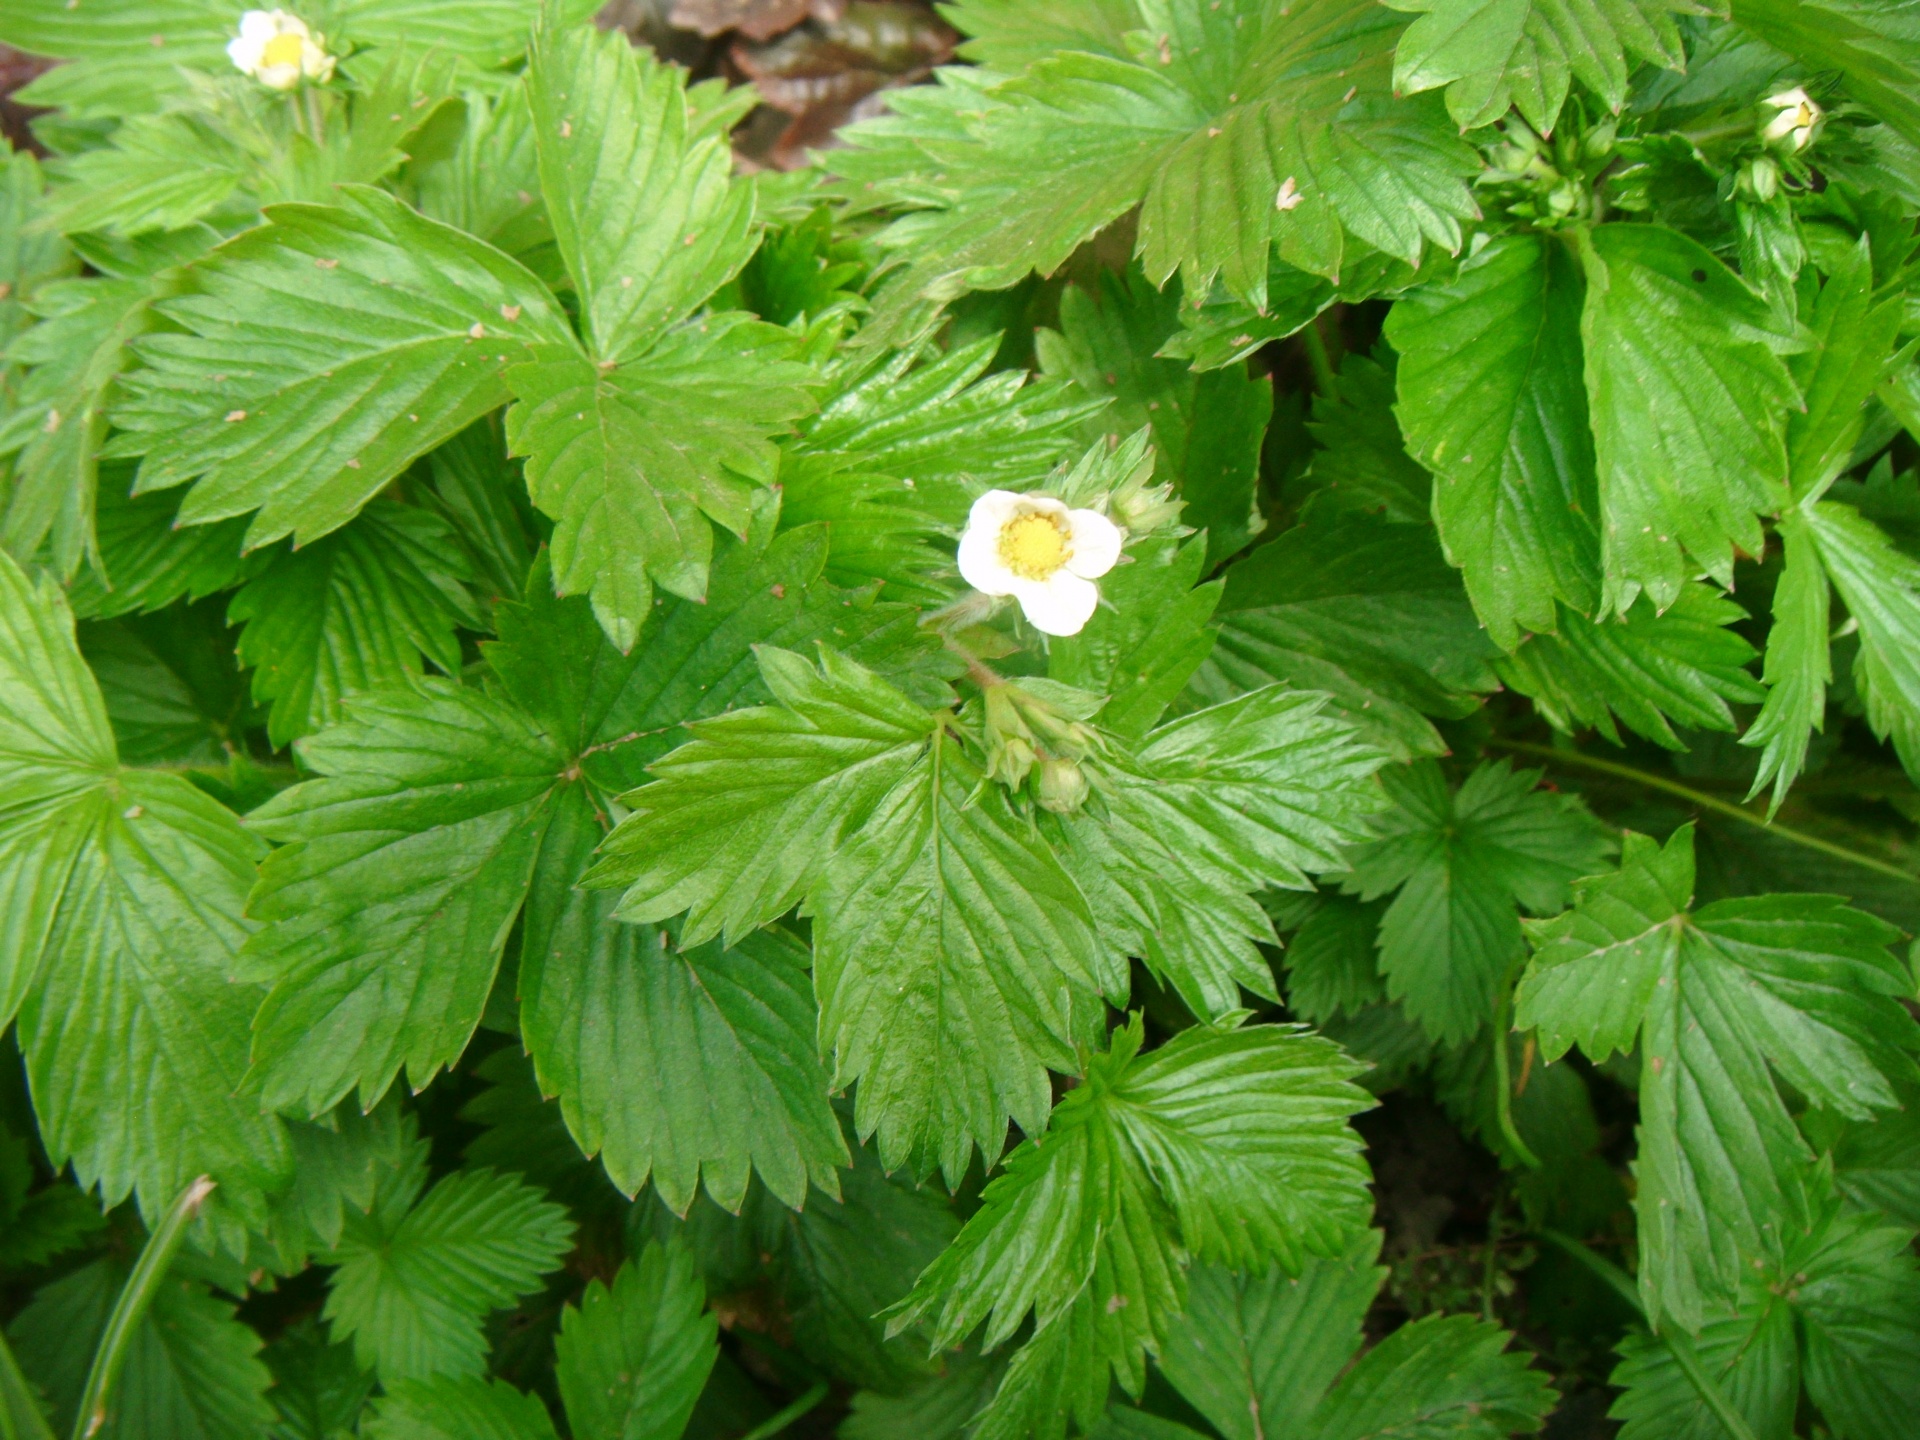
[
  {"x1": 509, "y1": 24, "x2": 814, "y2": 650},
  {"x1": 1743, "y1": 510, "x2": 1831, "y2": 811},
  {"x1": 1035, "y1": 267, "x2": 1271, "y2": 563},
  {"x1": 1298, "y1": 350, "x2": 1433, "y2": 527},
  {"x1": 1493, "y1": 584, "x2": 1766, "y2": 749},
  {"x1": 9, "y1": 1260, "x2": 275, "y2": 1440},
  {"x1": 553, "y1": 1244, "x2": 719, "y2": 1440},
  {"x1": 109, "y1": 186, "x2": 573, "y2": 549},
  {"x1": 1386, "y1": 0, "x2": 1690, "y2": 133},
  {"x1": 323, "y1": 1163, "x2": 574, "y2": 1382},
  {"x1": 0, "y1": 549, "x2": 291, "y2": 1239},
  {"x1": 1386, "y1": 233, "x2": 1600, "y2": 647},
  {"x1": 1516, "y1": 825, "x2": 1920, "y2": 1327},
  {"x1": 839, "y1": 0, "x2": 1478, "y2": 339},
  {"x1": 362, "y1": 1378, "x2": 558, "y2": 1440},
  {"x1": 888, "y1": 1018, "x2": 1374, "y2": 1440},
  {"x1": 1806, "y1": 499, "x2": 1920, "y2": 782},
  {"x1": 230, "y1": 501, "x2": 482, "y2": 747},
  {"x1": 1189, "y1": 509, "x2": 1501, "y2": 761},
  {"x1": 1577, "y1": 224, "x2": 1797, "y2": 615},
  {"x1": 518, "y1": 788, "x2": 846, "y2": 1213},
  {"x1": 1730, "y1": 0, "x2": 1920, "y2": 150},
  {"x1": 1342, "y1": 760, "x2": 1614, "y2": 1045}
]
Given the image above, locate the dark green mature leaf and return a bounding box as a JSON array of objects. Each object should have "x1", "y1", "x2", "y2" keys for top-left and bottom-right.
[
  {"x1": 1280, "y1": 896, "x2": 1388, "y2": 1024},
  {"x1": 518, "y1": 791, "x2": 847, "y2": 1213},
  {"x1": 263, "y1": 1319, "x2": 375, "y2": 1440},
  {"x1": 1610, "y1": 1303, "x2": 1797, "y2": 1440},
  {"x1": 1190, "y1": 509, "x2": 1501, "y2": 760},
  {"x1": 1494, "y1": 584, "x2": 1765, "y2": 749},
  {"x1": 1806, "y1": 499, "x2": 1920, "y2": 781},
  {"x1": 839, "y1": 1351, "x2": 1004, "y2": 1440},
  {"x1": 1744, "y1": 511, "x2": 1830, "y2": 811},
  {"x1": 362, "y1": 1378, "x2": 558, "y2": 1440},
  {"x1": 10, "y1": 1260, "x2": 276, "y2": 1440},
  {"x1": 1731, "y1": 0, "x2": 1920, "y2": 149},
  {"x1": 79, "y1": 600, "x2": 253, "y2": 766},
  {"x1": 1785, "y1": 237, "x2": 1904, "y2": 504},
  {"x1": 230, "y1": 501, "x2": 482, "y2": 747},
  {"x1": 1578, "y1": 224, "x2": 1797, "y2": 615},
  {"x1": 109, "y1": 186, "x2": 573, "y2": 549},
  {"x1": 1387, "y1": 233, "x2": 1599, "y2": 647},
  {"x1": 838, "y1": 0, "x2": 1478, "y2": 339},
  {"x1": 324, "y1": 1156, "x2": 574, "y2": 1382},
  {"x1": 888, "y1": 1018, "x2": 1375, "y2": 1440},
  {"x1": 1298, "y1": 351, "x2": 1433, "y2": 527},
  {"x1": 0, "y1": 549, "x2": 291, "y2": 1241},
  {"x1": 554, "y1": 1244, "x2": 718, "y2": 1440},
  {"x1": 1517, "y1": 826, "x2": 1920, "y2": 1327},
  {"x1": 1308, "y1": 1314, "x2": 1554, "y2": 1440},
  {"x1": 509, "y1": 24, "x2": 814, "y2": 650},
  {"x1": 1387, "y1": 0, "x2": 1690, "y2": 133},
  {"x1": 66, "y1": 472, "x2": 251, "y2": 620},
  {"x1": 1036, "y1": 267, "x2": 1271, "y2": 563},
  {"x1": 1342, "y1": 761, "x2": 1613, "y2": 1045}
]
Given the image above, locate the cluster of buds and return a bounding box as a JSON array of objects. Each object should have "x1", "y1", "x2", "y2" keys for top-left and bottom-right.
[
  {"x1": 1479, "y1": 117, "x2": 1614, "y2": 227},
  {"x1": 980, "y1": 681, "x2": 1103, "y2": 815}
]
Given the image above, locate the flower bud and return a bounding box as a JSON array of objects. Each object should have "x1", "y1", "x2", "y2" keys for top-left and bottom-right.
[
  {"x1": 1035, "y1": 756, "x2": 1090, "y2": 814},
  {"x1": 1761, "y1": 87, "x2": 1821, "y2": 152}
]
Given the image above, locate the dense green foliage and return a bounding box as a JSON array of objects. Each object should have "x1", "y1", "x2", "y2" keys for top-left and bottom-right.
[{"x1": 1, "y1": 0, "x2": 1919, "y2": 1435}]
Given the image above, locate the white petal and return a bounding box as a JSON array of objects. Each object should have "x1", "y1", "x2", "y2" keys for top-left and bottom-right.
[
  {"x1": 258, "y1": 62, "x2": 301, "y2": 90},
  {"x1": 1013, "y1": 573, "x2": 1099, "y2": 636},
  {"x1": 1063, "y1": 508, "x2": 1122, "y2": 579},
  {"x1": 964, "y1": 489, "x2": 1027, "y2": 534},
  {"x1": 227, "y1": 35, "x2": 260, "y2": 69},
  {"x1": 302, "y1": 39, "x2": 333, "y2": 78},
  {"x1": 958, "y1": 516, "x2": 1016, "y2": 595},
  {"x1": 238, "y1": 11, "x2": 279, "y2": 42},
  {"x1": 1764, "y1": 86, "x2": 1810, "y2": 109}
]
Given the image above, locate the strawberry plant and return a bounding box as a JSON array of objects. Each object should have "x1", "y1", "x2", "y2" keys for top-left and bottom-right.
[{"x1": 0, "y1": 1, "x2": 1918, "y2": 1436}]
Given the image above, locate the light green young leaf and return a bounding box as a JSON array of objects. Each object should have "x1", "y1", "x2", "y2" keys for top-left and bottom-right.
[
  {"x1": 109, "y1": 186, "x2": 573, "y2": 549},
  {"x1": 1342, "y1": 760, "x2": 1614, "y2": 1046},
  {"x1": 1387, "y1": 0, "x2": 1690, "y2": 133},
  {"x1": 554, "y1": 1243, "x2": 718, "y2": 1440},
  {"x1": 1035, "y1": 267, "x2": 1271, "y2": 563},
  {"x1": 839, "y1": 0, "x2": 1477, "y2": 339},
  {"x1": 1742, "y1": 510, "x2": 1831, "y2": 811},
  {"x1": 363, "y1": 1377, "x2": 558, "y2": 1440},
  {"x1": 1190, "y1": 509, "x2": 1501, "y2": 761},
  {"x1": 888, "y1": 1018, "x2": 1374, "y2": 1439},
  {"x1": 1386, "y1": 233, "x2": 1600, "y2": 647},
  {"x1": 1806, "y1": 499, "x2": 1920, "y2": 782},
  {"x1": 9, "y1": 1260, "x2": 276, "y2": 1440},
  {"x1": 1578, "y1": 224, "x2": 1798, "y2": 615},
  {"x1": 324, "y1": 1163, "x2": 574, "y2": 1382},
  {"x1": 1730, "y1": 0, "x2": 1920, "y2": 149},
  {"x1": 0, "y1": 549, "x2": 291, "y2": 1241},
  {"x1": 1516, "y1": 826, "x2": 1920, "y2": 1327},
  {"x1": 230, "y1": 501, "x2": 482, "y2": 747},
  {"x1": 1493, "y1": 584, "x2": 1766, "y2": 749}
]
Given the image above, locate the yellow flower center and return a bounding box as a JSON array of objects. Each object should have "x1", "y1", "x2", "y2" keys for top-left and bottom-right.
[
  {"x1": 262, "y1": 32, "x2": 306, "y2": 67},
  {"x1": 998, "y1": 511, "x2": 1070, "y2": 580}
]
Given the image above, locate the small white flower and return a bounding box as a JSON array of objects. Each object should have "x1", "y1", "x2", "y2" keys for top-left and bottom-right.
[
  {"x1": 227, "y1": 9, "x2": 335, "y2": 91},
  {"x1": 1761, "y1": 87, "x2": 1820, "y2": 151},
  {"x1": 957, "y1": 490, "x2": 1123, "y2": 637}
]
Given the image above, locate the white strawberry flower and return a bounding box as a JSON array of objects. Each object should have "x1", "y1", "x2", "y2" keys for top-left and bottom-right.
[
  {"x1": 957, "y1": 490, "x2": 1123, "y2": 637},
  {"x1": 1761, "y1": 87, "x2": 1821, "y2": 151},
  {"x1": 227, "y1": 9, "x2": 335, "y2": 91}
]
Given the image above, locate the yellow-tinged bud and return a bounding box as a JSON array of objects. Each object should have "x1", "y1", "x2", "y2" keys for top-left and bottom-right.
[{"x1": 1036, "y1": 756, "x2": 1090, "y2": 814}]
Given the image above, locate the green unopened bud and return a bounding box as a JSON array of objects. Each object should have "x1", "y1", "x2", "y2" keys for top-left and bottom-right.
[
  {"x1": 1740, "y1": 155, "x2": 1781, "y2": 202},
  {"x1": 1035, "y1": 756, "x2": 1090, "y2": 814},
  {"x1": 982, "y1": 685, "x2": 1037, "y2": 789}
]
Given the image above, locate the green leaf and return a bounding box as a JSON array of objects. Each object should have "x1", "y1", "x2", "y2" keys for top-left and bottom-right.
[
  {"x1": 1280, "y1": 896, "x2": 1388, "y2": 1025},
  {"x1": 362, "y1": 1378, "x2": 559, "y2": 1440},
  {"x1": 1742, "y1": 510, "x2": 1831, "y2": 811},
  {"x1": 1730, "y1": 0, "x2": 1920, "y2": 150},
  {"x1": 1306, "y1": 1313, "x2": 1555, "y2": 1440},
  {"x1": 518, "y1": 789, "x2": 847, "y2": 1212},
  {"x1": 1806, "y1": 499, "x2": 1920, "y2": 782},
  {"x1": 1493, "y1": 584, "x2": 1766, "y2": 749},
  {"x1": 1387, "y1": 0, "x2": 1690, "y2": 133},
  {"x1": 109, "y1": 186, "x2": 573, "y2": 549},
  {"x1": 1342, "y1": 760, "x2": 1614, "y2": 1045},
  {"x1": 230, "y1": 501, "x2": 482, "y2": 747},
  {"x1": 1157, "y1": 1233, "x2": 1383, "y2": 1440},
  {"x1": 243, "y1": 680, "x2": 567, "y2": 1116},
  {"x1": 1577, "y1": 224, "x2": 1797, "y2": 615},
  {"x1": 553, "y1": 1243, "x2": 718, "y2": 1440},
  {"x1": 79, "y1": 602, "x2": 253, "y2": 767},
  {"x1": 841, "y1": 1, "x2": 1477, "y2": 338},
  {"x1": 1610, "y1": 1304, "x2": 1798, "y2": 1440},
  {"x1": 324, "y1": 1163, "x2": 574, "y2": 1382},
  {"x1": 1784, "y1": 236, "x2": 1905, "y2": 504},
  {"x1": 1516, "y1": 825, "x2": 1920, "y2": 1327},
  {"x1": 1385, "y1": 233, "x2": 1600, "y2": 647},
  {"x1": 262, "y1": 1320, "x2": 374, "y2": 1440},
  {"x1": 1035, "y1": 267, "x2": 1271, "y2": 563},
  {"x1": 839, "y1": 1351, "x2": 1003, "y2": 1440},
  {"x1": 888, "y1": 1017, "x2": 1374, "y2": 1440},
  {"x1": 66, "y1": 471, "x2": 251, "y2": 620},
  {"x1": 0, "y1": 549, "x2": 291, "y2": 1239},
  {"x1": 1190, "y1": 509, "x2": 1501, "y2": 761},
  {"x1": 1298, "y1": 350, "x2": 1434, "y2": 528},
  {"x1": 508, "y1": 24, "x2": 815, "y2": 650},
  {"x1": 9, "y1": 1260, "x2": 274, "y2": 1440}
]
